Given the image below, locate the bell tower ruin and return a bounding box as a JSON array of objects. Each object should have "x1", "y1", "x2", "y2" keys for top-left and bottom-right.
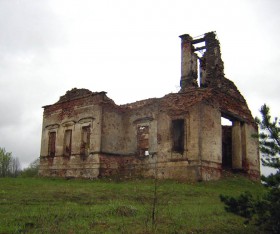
[{"x1": 39, "y1": 32, "x2": 260, "y2": 181}]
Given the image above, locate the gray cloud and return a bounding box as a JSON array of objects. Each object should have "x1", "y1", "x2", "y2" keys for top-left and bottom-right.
[
  {"x1": 0, "y1": 1, "x2": 64, "y2": 166},
  {"x1": 0, "y1": 1, "x2": 61, "y2": 55}
]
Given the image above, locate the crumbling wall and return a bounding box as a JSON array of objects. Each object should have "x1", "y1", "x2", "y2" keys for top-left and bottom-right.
[
  {"x1": 200, "y1": 32, "x2": 224, "y2": 86},
  {"x1": 121, "y1": 100, "x2": 159, "y2": 156},
  {"x1": 97, "y1": 95, "x2": 206, "y2": 181},
  {"x1": 39, "y1": 90, "x2": 105, "y2": 178},
  {"x1": 39, "y1": 32, "x2": 260, "y2": 181},
  {"x1": 199, "y1": 102, "x2": 222, "y2": 180},
  {"x1": 101, "y1": 105, "x2": 125, "y2": 154},
  {"x1": 179, "y1": 34, "x2": 198, "y2": 89},
  {"x1": 241, "y1": 123, "x2": 260, "y2": 179},
  {"x1": 178, "y1": 32, "x2": 255, "y2": 126}
]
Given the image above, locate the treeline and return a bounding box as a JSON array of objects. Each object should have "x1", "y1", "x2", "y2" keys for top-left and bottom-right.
[
  {"x1": 0, "y1": 148, "x2": 21, "y2": 177},
  {"x1": 0, "y1": 147, "x2": 39, "y2": 177}
]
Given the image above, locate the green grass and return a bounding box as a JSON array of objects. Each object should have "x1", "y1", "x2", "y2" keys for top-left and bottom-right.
[{"x1": 0, "y1": 176, "x2": 267, "y2": 233}]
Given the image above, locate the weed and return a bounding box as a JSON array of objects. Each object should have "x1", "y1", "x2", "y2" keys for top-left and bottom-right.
[
  {"x1": 114, "y1": 205, "x2": 137, "y2": 217},
  {"x1": 0, "y1": 176, "x2": 266, "y2": 233}
]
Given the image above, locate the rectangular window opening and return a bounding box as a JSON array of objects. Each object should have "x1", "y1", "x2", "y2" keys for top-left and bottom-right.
[
  {"x1": 172, "y1": 119, "x2": 184, "y2": 153},
  {"x1": 48, "y1": 132, "x2": 56, "y2": 157},
  {"x1": 63, "y1": 130, "x2": 72, "y2": 157},
  {"x1": 137, "y1": 125, "x2": 149, "y2": 157},
  {"x1": 81, "y1": 126, "x2": 90, "y2": 157}
]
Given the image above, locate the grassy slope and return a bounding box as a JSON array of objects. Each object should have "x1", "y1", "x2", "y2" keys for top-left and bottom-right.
[{"x1": 0, "y1": 176, "x2": 266, "y2": 234}]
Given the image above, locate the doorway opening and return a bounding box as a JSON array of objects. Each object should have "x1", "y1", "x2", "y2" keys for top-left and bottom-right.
[{"x1": 221, "y1": 117, "x2": 232, "y2": 169}]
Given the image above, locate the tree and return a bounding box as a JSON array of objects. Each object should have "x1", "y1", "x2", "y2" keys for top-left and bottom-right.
[
  {"x1": 9, "y1": 157, "x2": 21, "y2": 177},
  {"x1": 220, "y1": 104, "x2": 280, "y2": 233},
  {"x1": 256, "y1": 104, "x2": 280, "y2": 187},
  {"x1": 0, "y1": 147, "x2": 21, "y2": 177},
  {"x1": 0, "y1": 147, "x2": 12, "y2": 177},
  {"x1": 20, "y1": 158, "x2": 39, "y2": 177}
]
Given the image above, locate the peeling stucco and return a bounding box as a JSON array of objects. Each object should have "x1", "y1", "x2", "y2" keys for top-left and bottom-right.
[{"x1": 39, "y1": 32, "x2": 260, "y2": 181}]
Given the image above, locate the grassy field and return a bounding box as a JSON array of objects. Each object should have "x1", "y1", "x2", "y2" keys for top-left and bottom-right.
[{"x1": 0, "y1": 175, "x2": 266, "y2": 234}]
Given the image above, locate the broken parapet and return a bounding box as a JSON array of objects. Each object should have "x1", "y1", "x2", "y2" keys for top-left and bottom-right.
[
  {"x1": 179, "y1": 32, "x2": 225, "y2": 90},
  {"x1": 201, "y1": 32, "x2": 225, "y2": 86}
]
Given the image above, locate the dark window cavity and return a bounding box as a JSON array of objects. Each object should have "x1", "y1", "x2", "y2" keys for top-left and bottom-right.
[
  {"x1": 48, "y1": 132, "x2": 56, "y2": 157},
  {"x1": 172, "y1": 119, "x2": 184, "y2": 153},
  {"x1": 81, "y1": 126, "x2": 90, "y2": 157},
  {"x1": 63, "y1": 130, "x2": 72, "y2": 157}
]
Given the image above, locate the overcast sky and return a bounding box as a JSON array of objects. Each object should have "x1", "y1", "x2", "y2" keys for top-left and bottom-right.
[{"x1": 0, "y1": 0, "x2": 279, "y2": 172}]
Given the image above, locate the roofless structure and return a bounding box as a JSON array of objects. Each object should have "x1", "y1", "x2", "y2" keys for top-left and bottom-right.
[{"x1": 39, "y1": 32, "x2": 260, "y2": 181}]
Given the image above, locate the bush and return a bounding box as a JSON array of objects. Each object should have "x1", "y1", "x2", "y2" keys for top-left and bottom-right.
[{"x1": 20, "y1": 158, "x2": 39, "y2": 178}]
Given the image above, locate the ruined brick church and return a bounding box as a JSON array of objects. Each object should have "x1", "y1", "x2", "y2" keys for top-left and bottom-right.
[{"x1": 39, "y1": 32, "x2": 260, "y2": 181}]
